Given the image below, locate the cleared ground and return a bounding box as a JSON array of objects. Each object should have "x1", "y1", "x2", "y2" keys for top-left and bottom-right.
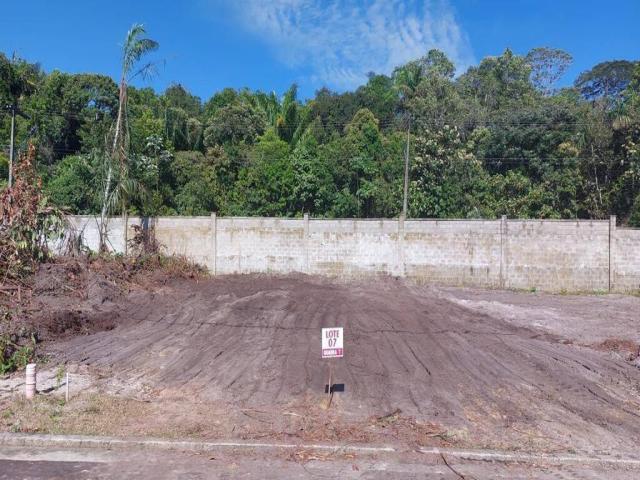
[{"x1": 12, "y1": 273, "x2": 635, "y2": 456}]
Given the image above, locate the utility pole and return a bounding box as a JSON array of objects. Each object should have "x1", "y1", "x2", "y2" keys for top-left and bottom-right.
[
  {"x1": 8, "y1": 104, "x2": 16, "y2": 187},
  {"x1": 402, "y1": 117, "x2": 410, "y2": 218}
]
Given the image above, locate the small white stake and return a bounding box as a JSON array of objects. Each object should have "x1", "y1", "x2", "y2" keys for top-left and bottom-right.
[
  {"x1": 25, "y1": 363, "x2": 36, "y2": 400},
  {"x1": 65, "y1": 372, "x2": 69, "y2": 402}
]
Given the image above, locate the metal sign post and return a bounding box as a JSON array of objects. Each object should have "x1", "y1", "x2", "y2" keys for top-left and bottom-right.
[
  {"x1": 322, "y1": 327, "x2": 343, "y2": 408},
  {"x1": 327, "y1": 361, "x2": 333, "y2": 406}
]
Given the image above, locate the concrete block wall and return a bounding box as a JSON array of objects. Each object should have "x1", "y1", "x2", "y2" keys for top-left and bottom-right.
[
  {"x1": 308, "y1": 219, "x2": 400, "y2": 276},
  {"x1": 613, "y1": 225, "x2": 640, "y2": 292},
  {"x1": 66, "y1": 215, "x2": 134, "y2": 253},
  {"x1": 505, "y1": 220, "x2": 611, "y2": 291},
  {"x1": 155, "y1": 216, "x2": 213, "y2": 270},
  {"x1": 66, "y1": 215, "x2": 640, "y2": 293},
  {"x1": 216, "y1": 217, "x2": 306, "y2": 274},
  {"x1": 402, "y1": 220, "x2": 502, "y2": 287}
]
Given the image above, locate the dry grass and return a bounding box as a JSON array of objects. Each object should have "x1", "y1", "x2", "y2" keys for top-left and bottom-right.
[
  {"x1": 0, "y1": 393, "x2": 226, "y2": 438},
  {"x1": 81, "y1": 252, "x2": 208, "y2": 289},
  {"x1": 0, "y1": 392, "x2": 455, "y2": 449}
]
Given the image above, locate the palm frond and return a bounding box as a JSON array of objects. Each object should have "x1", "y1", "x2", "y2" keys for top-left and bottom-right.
[
  {"x1": 122, "y1": 24, "x2": 159, "y2": 76},
  {"x1": 282, "y1": 84, "x2": 298, "y2": 107},
  {"x1": 130, "y1": 61, "x2": 158, "y2": 82}
]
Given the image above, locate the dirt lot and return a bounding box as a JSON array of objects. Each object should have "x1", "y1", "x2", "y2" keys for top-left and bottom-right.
[{"x1": 2, "y1": 261, "x2": 640, "y2": 458}]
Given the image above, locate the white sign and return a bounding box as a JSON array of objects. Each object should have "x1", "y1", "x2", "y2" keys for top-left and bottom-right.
[{"x1": 322, "y1": 327, "x2": 343, "y2": 358}]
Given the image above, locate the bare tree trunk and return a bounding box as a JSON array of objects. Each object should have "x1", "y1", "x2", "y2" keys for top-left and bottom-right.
[
  {"x1": 123, "y1": 203, "x2": 128, "y2": 255},
  {"x1": 8, "y1": 105, "x2": 15, "y2": 188},
  {"x1": 112, "y1": 78, "x2": 126, "y2": 156},
  {"x1": 113, "y1": 77, "x2": 129, "y2": 254},
  {"x1": 98, "y1": 74, "x2": 128, "y2": 253},
  {"x1": 594, "y1": 166, "x2": 603, "y2": 215},
  {"x1": 99, "y1": 159, "x2": 113, "y2": 252}
]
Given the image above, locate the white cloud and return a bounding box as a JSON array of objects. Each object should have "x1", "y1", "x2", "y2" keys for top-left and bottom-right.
[{"x1": 222, "y1": 0, "x2": 475, "y2": 89}]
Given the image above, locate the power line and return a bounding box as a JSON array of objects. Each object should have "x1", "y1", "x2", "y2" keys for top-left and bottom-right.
[{"x1": 2, "y1": 103, "x2": 628, "y2": 128}]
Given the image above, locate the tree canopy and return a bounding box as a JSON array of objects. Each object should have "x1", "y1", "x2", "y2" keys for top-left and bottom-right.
[{"x1": 1, "y1": 44, "x2": 639, "y2": 225}]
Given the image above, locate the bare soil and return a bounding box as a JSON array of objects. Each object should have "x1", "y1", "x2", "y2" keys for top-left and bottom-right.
[
  {"x1": 9, "y1": 268, "x2": 637, "y2": 455},
  {"x1": 2, "y1": 255, "x2": 205, "y2": 343},
  {"x1": 438, "y1": 285, "x2": 640, "y2": 345}
]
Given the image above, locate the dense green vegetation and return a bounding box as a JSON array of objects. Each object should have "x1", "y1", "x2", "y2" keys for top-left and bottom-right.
[{"x1": 1, "y1": 38, "x2": 640, "y2": 224}]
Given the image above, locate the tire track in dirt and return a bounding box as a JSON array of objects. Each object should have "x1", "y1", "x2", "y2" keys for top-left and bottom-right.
[{"x1": 52, "y1": 275, "x2": 640, "y2": 452}]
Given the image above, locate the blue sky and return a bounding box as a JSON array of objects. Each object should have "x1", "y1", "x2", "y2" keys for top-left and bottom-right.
[{"x1": 1, "y1": 0, "x2": 638, "y2": 100}]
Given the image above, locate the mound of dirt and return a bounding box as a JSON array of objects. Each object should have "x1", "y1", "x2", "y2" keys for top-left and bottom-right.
[
  {"x1": 50, "y1": 275, "x2": 640, "y2": 453},
  {"x1": 8, "y1": 255, "x2": 206, "y2": 344}
]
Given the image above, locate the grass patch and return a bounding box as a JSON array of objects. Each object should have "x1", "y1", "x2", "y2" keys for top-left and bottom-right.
[
  {"x1": 0, "y1": 334, "x2": 36, "y2": 375},
  {"x1": 0, "y1": 393, "x2": 226, "y2": 439}
]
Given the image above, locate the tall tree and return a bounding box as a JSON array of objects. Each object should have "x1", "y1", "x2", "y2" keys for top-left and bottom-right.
[
  {"x1": 393, "y1": 49, "x2": 455, "y2": 98},
  {"x1": 575, "y1": 60, "x2": 637, "y2": 103},
  {"x1": 99, "y1": 24, "x2": 158, "y2": 251},
  {"x1": 254, "y1": 85, "x2": 303, "y2": 143},
  {"x1": 458, "y1": 49, "x2": 536, "y2": 112},
  {"x1": 526, "y1": 47, "x2": 573, "y2": 95}
]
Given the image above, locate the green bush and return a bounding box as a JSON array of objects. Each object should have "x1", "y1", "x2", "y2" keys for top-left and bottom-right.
[{"x1": 0, "y1": 334, "x2": 35, "y2": 375}]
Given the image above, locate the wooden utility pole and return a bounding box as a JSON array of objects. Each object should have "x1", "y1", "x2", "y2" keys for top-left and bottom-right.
[{"x1": 402, "y1": 117, "x2": 410, "y2": 218}]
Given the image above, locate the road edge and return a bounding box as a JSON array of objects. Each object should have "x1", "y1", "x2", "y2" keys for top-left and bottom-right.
[{"x1": 1, "y1": 433, "x2": 640, "y2": 469}]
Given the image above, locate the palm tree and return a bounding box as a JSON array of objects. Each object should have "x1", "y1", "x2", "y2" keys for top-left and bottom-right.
[
  {"x1": 392, "y1": 61, "x2": 424, "y2": 99},
  {"x1": 254, "y1": 84, "x2": 304, "y2": 143},
  {"x1": 99, "y1": 24, "x2": 158, "y2": 252}
]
